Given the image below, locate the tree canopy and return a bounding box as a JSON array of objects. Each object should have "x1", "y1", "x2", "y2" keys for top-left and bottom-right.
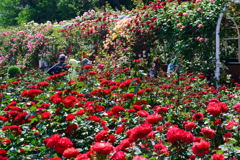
[{"x1": 0, "y1": 0, "x2": 137, "y2": 26}]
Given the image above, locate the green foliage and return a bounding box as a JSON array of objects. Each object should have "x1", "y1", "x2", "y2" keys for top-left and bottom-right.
[
  {"x1": 7, "y1": 66, "x2": 21, "y2": 78},
  {"x1": 0, "y1": 0, "x2": 136, "y2": 27},
  {"x1": 0, "y1": 0, "x2": 21, "y2": 26}
]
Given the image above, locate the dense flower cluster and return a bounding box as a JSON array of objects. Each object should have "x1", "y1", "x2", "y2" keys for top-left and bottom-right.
[
  {"x1": 0, "y1": 61, "x2": 239, "y2": 159},
  {"x1": 166, "y1": 127, "x2": 194, "y2": 144}
]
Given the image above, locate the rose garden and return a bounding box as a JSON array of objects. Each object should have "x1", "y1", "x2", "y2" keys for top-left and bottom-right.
[{"x1": 0, "y1": 0, "x2": 239, "y2": 160}]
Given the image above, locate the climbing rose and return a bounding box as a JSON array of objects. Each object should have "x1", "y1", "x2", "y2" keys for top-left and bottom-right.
[
  {"x1": 192, "y1": 140, "x2": 210, "y2": 156},
  {"x1": 91, "y1": 142, "x2": 114, "y2": 154}
]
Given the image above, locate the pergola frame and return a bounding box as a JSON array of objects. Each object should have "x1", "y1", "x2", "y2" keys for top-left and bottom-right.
[{"x1": 215, "y1": 1, "x2": 240, "y2": 86}]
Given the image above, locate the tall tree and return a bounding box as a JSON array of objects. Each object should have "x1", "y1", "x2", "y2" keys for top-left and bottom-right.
[
  {"x1": 0, "y1": 0, "x2": 136, "y2": 27},
  {"x1": 0, "y1": 0, "x2": 22, "y2": 26}
]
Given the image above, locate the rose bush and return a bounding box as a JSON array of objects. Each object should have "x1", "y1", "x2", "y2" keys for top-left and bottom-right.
[
  {"x1": 0, "y1": 59, "x2": 239, "y2": 159},
  {"x1": 0, "y1": 0, "x2": 231, "y2": 74}
]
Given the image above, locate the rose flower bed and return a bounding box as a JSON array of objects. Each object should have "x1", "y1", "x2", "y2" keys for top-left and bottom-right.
[{"x1": 0, "y1": 61, "x2": 239, "y2": 160}]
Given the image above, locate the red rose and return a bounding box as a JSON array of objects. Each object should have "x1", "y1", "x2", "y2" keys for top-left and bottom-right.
[
  {"x1": 66, "y1": 114, "x2": 75, "y2": 121},
  {"x1": 95, "y1": 130, "x2": 108, "y2": 142},
  {"x1": 207, "y1": 102, "x2": 228, "y2": 115},
  {"x1": 76, "y1": 109, "x2": 85, "y2": 116},
  {"x1": 133, "y1": 105, "x2": 142, "y2": 110},
  {"x1": 63, "y1": 147, "x2": 79, "y2": 158},
  {"x1": 50, "y1": 94, "x2": 62, "y2": 104},
  {"x1": 91, "y1": 142, "x2": 114, "y2": 154},
  {"x1": 154, "y1": 143, "x2": 168, "y2": 155},
  {"x1": 41, "y1": 112, "x2": 52, "y2": 119},
  {"x1": 137, "y1": 110, "x2": 149, "y2": 117},
  {"x1": 212, "y1": 153, "x2": 225, "y2": 160},
  {"x1": 62, "y1": 95, "x2": 77, "y2": 108},
  {"x1": 44, "y1": 134, "x2": 61, "y2": 149},
  {"x1": 192, "y1": 112, "x2": 204, "y2": 121},
  {"x1": 65, "y1": 124, "x2": 78, "y2": 135},
  {"x1": 21, "y1": 89, "x2": 42, "y2": 98},
  {"x1": 55, "y1": 137, "x2": 73, "y2": 153},
  {"x1": 184, "y1": 121, "x2": 197, "y2": 130},
  {"x1": 0, "y1": 115, "x2": 8, "y2": 122},
  {"x1": 133, "y1": 59, "x2": 142, "y2": 63},
  {"x1": 83, "y1": 65, "x2": 92, "y2": 70},
  {"x1": 137, "y1": 90, "x2": 145, "y2": 95},
  {"x1": 2, "y1": 125, "x2": 22, "y2": 135},
  {"x1": 122, "y1": 93, "x2": 135, "y2": 99},
  {"x1": 201, "y1": 128, "x2": 215, "y2": 139},
  {"x1": 37, "y1": 82, "x2": 49, "y2": 87},
  {"x1": 115, "y1": 125, "x2": 125, "y2": 134},
  {"x1": 109, "y1": 134, "x2": 116, "y2": 143},
  {"x1": 233, "y1": 104, "x2": 240, "y2": 112},
  {"x1": 166, "y1": 127, "x2": 193, "y2": 144},
  {"x1": 110, "y1": 105, "x2": 125, "y2": 115},
  {"x1": 213, "y1": 118, "x2": 222, "y2": 125},
  {"x1": 155, "y1": 106, "x2": 168, "y2": 113},
  {"x1": 192, "y1": 140, "x2": 210, "y2": 156},
  {"x1": 75, "y1": 153, "x2": 89, "y2": 160},
  {"x1": 128, "y1": 123, "x2": 152, "y2": 140},
  {"x1": 115, "y1": 138, "x2": 131, "y2": 151},
  {"x1": 146, "y1": 114, "x2": 162, "y2": 124},
  {"x1": 111, "y1": 151, "x2": 126, "y2": 160}
]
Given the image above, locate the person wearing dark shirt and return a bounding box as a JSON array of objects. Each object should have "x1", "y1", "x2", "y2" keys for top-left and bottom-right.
[{"x1": 47, "y1": 54, "x2": 68, "y2": 75}]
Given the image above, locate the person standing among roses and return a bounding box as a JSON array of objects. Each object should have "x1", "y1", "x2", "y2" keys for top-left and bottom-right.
[{"x1": 47, "y1": 54, "x2": 68, "y2": 75}]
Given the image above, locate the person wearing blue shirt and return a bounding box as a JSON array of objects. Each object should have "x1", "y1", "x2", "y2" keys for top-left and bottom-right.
[{"x1": 47, "y1": 54, "x2": 68, "y2": 75}]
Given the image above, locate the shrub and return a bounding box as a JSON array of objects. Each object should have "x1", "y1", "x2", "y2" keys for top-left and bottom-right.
[{"x1": 7, "y1": 66, "x2": 21, "y2": 78}]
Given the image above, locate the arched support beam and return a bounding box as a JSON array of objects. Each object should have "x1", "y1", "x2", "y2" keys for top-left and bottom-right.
[{"x1": 215, "y1": 6, "x2": 227, "y2": 87}]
